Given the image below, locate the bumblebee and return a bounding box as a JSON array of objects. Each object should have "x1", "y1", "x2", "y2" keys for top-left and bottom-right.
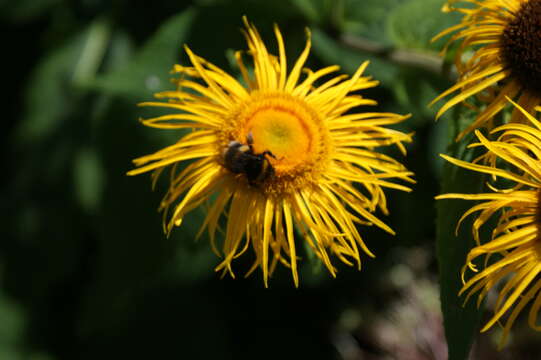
[{"x1": 222, "y1": 133, "x2": 276, "y2": 185}]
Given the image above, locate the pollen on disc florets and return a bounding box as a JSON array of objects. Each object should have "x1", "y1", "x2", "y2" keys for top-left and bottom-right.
[
  {"x1": 501, "y1": 0, "x2": 541, "y2": 95},
  {"x1": 217, "y1": 91, "x2": 332, "y2": 195}
]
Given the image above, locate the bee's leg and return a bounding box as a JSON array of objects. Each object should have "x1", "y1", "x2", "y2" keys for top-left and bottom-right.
[{"x1": 263, "y1": 150, "x2": 276, "y2": 159}]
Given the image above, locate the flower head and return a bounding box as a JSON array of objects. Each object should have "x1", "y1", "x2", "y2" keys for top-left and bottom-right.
[
  {"x1": 128, "y1": 18, "x2": 414, "y2": 286},
  {"x1": 436, "y1": 100, "x2": 541, "y2": 346},
  {"x1": 431, "y1": 0, "x2": 541, "y2": 140}
]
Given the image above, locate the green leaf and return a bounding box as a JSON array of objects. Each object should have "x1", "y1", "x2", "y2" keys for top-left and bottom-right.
[
  {"x1": 311, "y1": 27, "x2": 397, "y2": 85},
  {"x1": 71, "y1": 18, "x2": 112, "y2": 87},
  {"x1": 391, "y1": 68, "x2": 440, "y2": 123},
  {"x1": 291, "y1": 0, "x2": 333, "y2": 24},
  {"x1": 386, "y1": 0, "x2": 462, "y2": 52},
  {"x1": 436, "y1": 112, "x2": 489, "y2": 360},
  {"x1": 14, "y1": 17, "x2": 111, "y2": 145},
  {"x1": 342, "y1": 0, "x2": 402, "y2": 40},
  {"x1": 101, "y1": 31, "x2": 136, "y2": 74},
  {"x1": 0, "y1": 287, "x2": 25, "y2": 359},
  {"x1": 73, "y1": 147, "x2": 105, "y2": 214},
  {"x1": 92, "y1": 9, "x2": 197, "y2": 99}
]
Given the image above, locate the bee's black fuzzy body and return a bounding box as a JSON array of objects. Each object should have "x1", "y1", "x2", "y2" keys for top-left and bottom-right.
[{"x1": 222, "y1": 137, "x2": 275, "y2": 185}]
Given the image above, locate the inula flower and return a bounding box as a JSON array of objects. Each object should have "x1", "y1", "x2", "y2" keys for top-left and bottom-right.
[
  {"x1": 128, "y1": 18, "x2": 414, "y2": 286},
  {"x1": 436, "y1": 101, "x2": 541, "y2": 347},
  {"x1": 431, "y1": 0, "x2": 541, "y2": 140}
]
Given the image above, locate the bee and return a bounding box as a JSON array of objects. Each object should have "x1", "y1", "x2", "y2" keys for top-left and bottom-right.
[{"x1": 222, "y1": 133, "x2": 276, "y2": 185}]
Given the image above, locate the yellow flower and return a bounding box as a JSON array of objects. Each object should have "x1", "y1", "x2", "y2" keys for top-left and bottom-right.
[
  {"x1": 128, "y1": 18, "x2": 414, "y2": 286},
  {"x1": 436, "y1": 100, "x2": 541, "y2": 347},
  {"x1": 430, "y1": 0, "x2": 541, "y2": 140}
]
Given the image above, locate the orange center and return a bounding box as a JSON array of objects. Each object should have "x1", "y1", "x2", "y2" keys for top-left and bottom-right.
[
  {"x1": 235, "y1": 91, "x2": 327, "y2": 176},
  {"x1": 221, "y1": 91, "x2": 331, "y2": 194}
]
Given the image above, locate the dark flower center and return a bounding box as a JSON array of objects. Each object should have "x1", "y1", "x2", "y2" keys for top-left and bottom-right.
[{"x1": 501, "y1": 0, "x2": 541, "y2": 95}]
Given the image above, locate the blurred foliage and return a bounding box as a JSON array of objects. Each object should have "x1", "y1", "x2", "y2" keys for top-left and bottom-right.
[
  {"x1": 0, "y1": 287, "x2": 26, "y2": 360},
  {"x1": 386, "y1": 0, "x2": 459, "y2": 51},
  {"x1": 3, "y1": 0, "x2": 539, "y2": 359},
  {"x1": 92, "y1": 10, "x2": 196, "y2": 99}
]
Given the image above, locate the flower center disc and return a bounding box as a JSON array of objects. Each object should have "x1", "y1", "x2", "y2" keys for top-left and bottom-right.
[
  {"x1": 224, "y1": 91, "x2": 330, "y2": 193},
  {"x1": 501, "y1": 0, "x2": 541, "y2": 95},
  {"x1": 247, "y1": 108, "x2": 312, "y2": 171}
]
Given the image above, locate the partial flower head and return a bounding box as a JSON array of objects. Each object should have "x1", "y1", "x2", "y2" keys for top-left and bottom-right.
[
  {"x1": 431, "y1": 0, "x2": 541, "y2": 140},
  {"x1": 128, "y1": 18, "x2": 414, "y2": 286},
  {"x1": 436, "y1": 100, "x2": 541, "y2": 346}
]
